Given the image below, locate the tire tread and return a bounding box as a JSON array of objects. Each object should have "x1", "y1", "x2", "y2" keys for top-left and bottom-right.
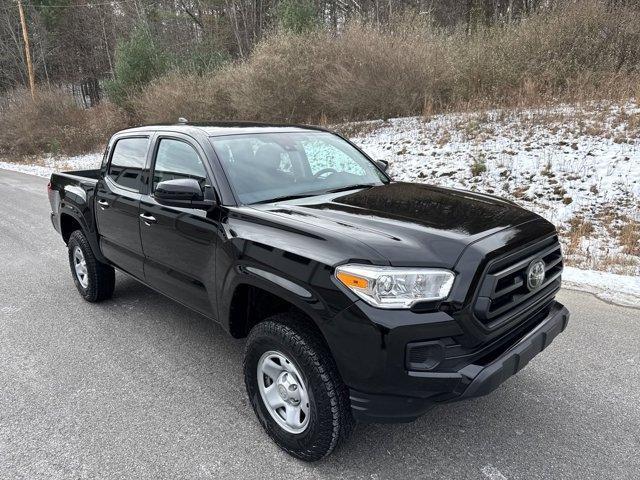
[
  {"x1": 244, "y1": 312, "x2": 354, "y2": 461},
  {"x1": 68, "y1": 230, "x2": 115, "y2": 302}
]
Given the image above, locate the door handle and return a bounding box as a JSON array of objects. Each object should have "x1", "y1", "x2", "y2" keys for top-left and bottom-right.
[
  {"x1": 139, "y1": 213, "x2": 157, "y2": 225},
  {"x1": 97, "y1": 199, "x2": 110, "y2": 209}
]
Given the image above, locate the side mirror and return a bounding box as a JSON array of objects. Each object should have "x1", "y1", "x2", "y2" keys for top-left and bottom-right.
[
  {"x1": 154, "y1": 178, "x2": 215, "y2": 210},
  {"x1": 375, "y1": 159, "x2": 389, "y2": 172}
]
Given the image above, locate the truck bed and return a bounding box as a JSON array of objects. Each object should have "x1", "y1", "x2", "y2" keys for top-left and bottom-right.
[
  {"x1": 48, "y1": 169, "x2": 102, "y2": 244},
  {"x1": 52, "y1": 169, "x2": 101, "y2": 183}
]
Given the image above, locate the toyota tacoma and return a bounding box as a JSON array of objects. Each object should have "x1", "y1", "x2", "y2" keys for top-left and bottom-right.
[{"x1": 48, "y1": 122, "x2": 570, "y2": 461}]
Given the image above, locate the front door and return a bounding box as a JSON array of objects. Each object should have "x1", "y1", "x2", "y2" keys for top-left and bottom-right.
[
  {"x1": 139, "y1": 136, "x2": 218, "y2": 317},
  {"x1": 95, "y1": 136, "x2": 148, "y2": 278}
]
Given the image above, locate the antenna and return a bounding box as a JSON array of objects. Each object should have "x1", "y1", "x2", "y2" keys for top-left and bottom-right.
[{"x1": 178, "y1": 117, "x2": 188, "y2": 124}]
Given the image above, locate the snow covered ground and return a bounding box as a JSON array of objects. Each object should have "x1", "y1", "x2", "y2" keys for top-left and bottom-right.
[
  {"x1": 0, "y1": 152, "x2": 102, "y2": 178},
  {"x1": 1, "y1": 101, "x2": 638, "y2": 305},
  {"x1": 347, "y1": 101, "x2": 639, "y2": 271},
  {"x1": 563, "y1": 267, "x2": 640, "y2": 308},
  {"x1": 342, "y1": 101, "x2": 640, "y2": 305}
]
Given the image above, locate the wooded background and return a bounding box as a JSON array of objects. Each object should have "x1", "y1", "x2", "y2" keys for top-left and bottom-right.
[
  {"x1": 1, "y1": 0, "x2": 640, "y2": 156},
  {"x1": 4, "y1": 0, "x2": 633, "y2": 104}
]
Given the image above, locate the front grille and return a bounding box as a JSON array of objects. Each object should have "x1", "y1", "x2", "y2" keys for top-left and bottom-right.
[{"x1": 473, "y1": 235, "x2": 563, "y2": 329}]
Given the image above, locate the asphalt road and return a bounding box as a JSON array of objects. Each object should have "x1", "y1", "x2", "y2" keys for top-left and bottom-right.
[{"x1": 1, "y1": 168, "x2": 638, "y2": 480}]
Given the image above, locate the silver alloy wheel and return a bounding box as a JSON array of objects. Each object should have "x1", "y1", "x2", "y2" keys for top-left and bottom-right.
[
  {"x1": 73, "y1": 246, "x2": 89, "y2": 288},
  {"x1": 257, "y1": 350, "x2": 310, "y2": 434}
]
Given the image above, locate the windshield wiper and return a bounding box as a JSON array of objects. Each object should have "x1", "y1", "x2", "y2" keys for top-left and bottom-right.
[
  {"x1": 323, "y1": 184, "x2": 377, "y2": 194},
  {"x1": 253, "y1": 192, "x2": 321, "y2": 204}
]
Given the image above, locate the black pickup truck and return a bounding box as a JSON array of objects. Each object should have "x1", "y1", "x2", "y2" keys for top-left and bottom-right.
[{"x1": 48, "y1": 122, "x2": 570, "y2": 461}]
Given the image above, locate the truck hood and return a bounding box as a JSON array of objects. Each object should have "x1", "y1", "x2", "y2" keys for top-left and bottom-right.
[{"x1": 251, "y1": 182, "x2": 550, "y2": 268}]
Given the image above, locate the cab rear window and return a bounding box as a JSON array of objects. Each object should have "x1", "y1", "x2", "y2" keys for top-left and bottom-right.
[{"x1": 107, "y1": 137, "x2": 148, "y2": 190}]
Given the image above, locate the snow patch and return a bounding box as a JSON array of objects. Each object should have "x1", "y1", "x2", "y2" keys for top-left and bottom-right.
[
  {"x1": 481, "y1": 465, "x2": 509, "y2": 480},
  {"x1": 563, "y1": 266, "x2": 640, "y2": 308},
  {"x1": 0, "y1": 152, "x2": 102, "y2": 178}
]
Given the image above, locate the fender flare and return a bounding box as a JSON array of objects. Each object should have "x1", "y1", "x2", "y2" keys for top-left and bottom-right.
[
  {"x1": 58, "y1": 205, "x2": 108, "y2": 264},
  {"x1": 219, "y1": 265, "x2": 333, "y2": 339}
]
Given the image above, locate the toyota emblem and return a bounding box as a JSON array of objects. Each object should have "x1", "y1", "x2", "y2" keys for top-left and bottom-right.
[{"x1": 526, "y1": 259, "x2": 546, "y2": 291}]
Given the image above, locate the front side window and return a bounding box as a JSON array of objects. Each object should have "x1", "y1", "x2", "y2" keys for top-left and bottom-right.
[
  {"x1": 107, "y1": 137, "x2": 148, "y2": 190},
  {"x1": 152, "y1": 139, "x2": 208, "y2": 191},
  {"x1": 211, "y1": 131, "x2": 386, "y2": 204}
]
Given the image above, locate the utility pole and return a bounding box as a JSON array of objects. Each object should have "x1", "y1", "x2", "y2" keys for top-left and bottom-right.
[{"x1": 17, "y1": 0, "x2": 36, "y2": 99}]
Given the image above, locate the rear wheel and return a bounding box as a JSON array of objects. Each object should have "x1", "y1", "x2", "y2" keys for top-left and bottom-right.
[
  {"x1": 67, "y1": 230, "x2": 115, "y2": 302},
  {"x1": 244, "y1": 313, "x2": 354, "y2": 461}
]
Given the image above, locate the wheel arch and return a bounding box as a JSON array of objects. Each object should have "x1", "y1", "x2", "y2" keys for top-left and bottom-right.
[
  {"x1": 225, "y1": 280, "x2": 327, "y2": 343},
  {"x1": 221, "y1": 269, "x2": 336, "y2": 353},
  {"x1": 60, "y1": 212, "x2": 83, "y2": 244},
  {"x1": 58, "y1": 208, "x2": 108, "y2": 263}
]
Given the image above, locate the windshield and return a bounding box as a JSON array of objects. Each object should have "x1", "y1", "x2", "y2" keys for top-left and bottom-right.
[{"x1": 210, "y1": 131, "x2": 387, "y2": 204}]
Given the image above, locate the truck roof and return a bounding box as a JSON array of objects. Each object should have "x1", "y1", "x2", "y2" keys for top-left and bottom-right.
[{"x1": 115, "y1": 121, "x2": 331, "y2": 137}]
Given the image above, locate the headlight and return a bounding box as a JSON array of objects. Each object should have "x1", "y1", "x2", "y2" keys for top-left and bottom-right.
[{"x1": 335, "y1": 264, "x2": 455, "y2": 309}]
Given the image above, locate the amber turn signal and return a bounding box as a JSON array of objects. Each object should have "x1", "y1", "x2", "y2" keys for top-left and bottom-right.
[{"x1": 336, "y1": 271, "x2": 369, "y2": 289}]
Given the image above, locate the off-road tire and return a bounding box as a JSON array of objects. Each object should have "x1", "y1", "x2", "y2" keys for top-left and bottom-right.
[
  {"x1": 67, "y1": 230, "x2": 115, "y2": 302},
  {"x1": 244, "y1": 313, "x2": 354, "y2": 461}
]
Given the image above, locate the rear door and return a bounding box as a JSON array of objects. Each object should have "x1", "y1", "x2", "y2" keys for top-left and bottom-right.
[
  {"x1": 95, "y1": 135, "x2": 149, "y2": 278},
  {"x1": 139, "y1": 134, "x2": 219, "y2": 317}
]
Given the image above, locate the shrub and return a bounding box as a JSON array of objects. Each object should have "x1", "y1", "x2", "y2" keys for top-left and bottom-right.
[
  {"x1": 177, "y1": 43, "x2": 230, "y2": 75},
  {"x1": 471, "y1": 156, "x2": 487, "y2": 177},
  {"x1": 104, "y1": 26, "x2": 169, "y2": 110},
  {"x1": 133, "y1": 69, "x2": 237, "y2": 124},
  {"x1": 0, "y1": 88, "x2": 127, "y2": 156},
  {"x1": 136, "y1": 0, "x2": 640, "y2": 125},
  {"x1": 276, "y1": 0, "x2": 318, "y2": 34},
  {"x1": 620, "y1": 221, "x2": 640, "y2": 256}
]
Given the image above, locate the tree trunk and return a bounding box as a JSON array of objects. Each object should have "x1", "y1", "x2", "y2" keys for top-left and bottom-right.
[{"x1": 17, "y1": 0, "x2": 36, "y2": 98}]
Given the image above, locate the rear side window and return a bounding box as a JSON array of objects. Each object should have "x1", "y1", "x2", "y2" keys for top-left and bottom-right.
[
  {"x1": 107, "y1": 137, "x2": 148, "y2": 190},
  {"x1": 152, "y1": 139, "x2": 207, "y2": 191}
]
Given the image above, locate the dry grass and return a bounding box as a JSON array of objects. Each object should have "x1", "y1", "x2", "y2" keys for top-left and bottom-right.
[
  {"x1": 619, "y1": 221, "x2": 640, "y2": 256},
  {"x1": 564, "y1": 216, "x2": 595, "y2": 256},
  {"x1": 593, "y1": 254, "x2": 639, "y2": 273},
  {"x1": 136, "y1": 0, "x2": 640, "y2": 125},
  {"x1": 331, "y1": 120, "x2": 387, "y2": 139},
  {"x1": 0, "y1": 88, "x2": 127, "y2": 156},
  {"x1": 132, "y1": 70, "x2": 237, "y2": 125},
  {"x1": 561, "y1": 212, "x2": 638, "y2": 275}
]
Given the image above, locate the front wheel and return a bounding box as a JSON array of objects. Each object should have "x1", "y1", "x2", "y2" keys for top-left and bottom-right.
[
  {"x1": 67, "y1": 230, "x2": 115, "y2": 302},
  {"x1": 244, "y1": 313, "x2": 354, "y2": 461}
]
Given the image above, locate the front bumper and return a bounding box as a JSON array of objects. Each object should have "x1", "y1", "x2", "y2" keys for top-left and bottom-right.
[{"x1": 348, "y1": 302, "x2": 570, "y2": 423}]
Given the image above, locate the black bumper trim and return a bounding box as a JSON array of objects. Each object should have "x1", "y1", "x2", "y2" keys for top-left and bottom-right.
[
  {"x1": 455, "y1": 303, "x2": 569, "y2": 399},
  {"x1": 350, "y1": 302, "x2": 570, "y2": 423}
]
